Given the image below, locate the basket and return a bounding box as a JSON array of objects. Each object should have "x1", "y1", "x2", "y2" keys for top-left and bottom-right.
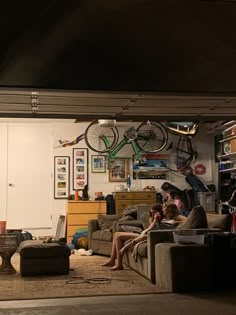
[{"x1": 173, "y1": 231, "x2": 205, "y2": 245}]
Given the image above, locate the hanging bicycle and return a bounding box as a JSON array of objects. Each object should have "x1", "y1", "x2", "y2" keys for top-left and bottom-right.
[
  {"x1": 84, "y1": 120, "x2": 168, "y2": 168},
  {"x1": 162, "y1": 122, "x2": 199, "y2": 173}
]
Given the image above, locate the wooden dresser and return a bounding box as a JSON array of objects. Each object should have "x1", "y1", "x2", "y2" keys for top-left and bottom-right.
[
  {"x1": 113, "y1": 191, "x2": 157, "y2": 216},
  {"x1": 66, "y1": 200, "x2": 106, "y2": 243}
]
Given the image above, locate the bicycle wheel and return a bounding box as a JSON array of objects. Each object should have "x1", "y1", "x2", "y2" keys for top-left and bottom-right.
[
  {"x1": 84, "y1": 120, "x2": 119, "y2": 153},
  {"x1": 136, "y1": 121, "x2": 168, "y2": 153},
  {"x1": 165, "y1": 135, "x2": 197, "y2": 173}
]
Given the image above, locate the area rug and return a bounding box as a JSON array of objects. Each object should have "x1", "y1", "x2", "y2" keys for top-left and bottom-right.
[{"x1": 0, "y1": 253, "x2": 167, "y2": 300}]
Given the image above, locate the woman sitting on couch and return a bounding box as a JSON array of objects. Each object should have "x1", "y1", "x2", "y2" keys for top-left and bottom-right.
[
  {"x1": 102, "y1": 203, "x2": 164, "y2": 270},
  {"x1": 102, "y1": 203, "x2": 187, "y2": 271}
]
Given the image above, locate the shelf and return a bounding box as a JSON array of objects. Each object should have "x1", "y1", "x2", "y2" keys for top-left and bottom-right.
[
  {"x1": 219, "y1": 168, "x2": 236, "y2": 173},
  {"x1": 219, "y1": 152, "x2": 236, "y2": 159},
  {"x1": 219, "y1": 135, "x2": 236, "y2": 142}
]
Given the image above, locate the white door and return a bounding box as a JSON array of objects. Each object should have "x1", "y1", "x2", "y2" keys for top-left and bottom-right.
[
  {"x1": 6, "y1": 124, "x2": 52, "y2": 229},
  {"x1": 0, "y1": 123, "x2": 8, "y2": 221}
]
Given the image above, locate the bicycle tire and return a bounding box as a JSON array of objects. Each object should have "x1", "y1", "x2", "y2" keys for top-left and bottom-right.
[
  {"x1": 163, "y1": 136, "x2": 196, "y2": 173},
  {"x1": 84, "y1": 120, "x2": 119, "y2": 153},
  {"x1": 136, "y1": 121, "x2": 168, "y2": 153}
]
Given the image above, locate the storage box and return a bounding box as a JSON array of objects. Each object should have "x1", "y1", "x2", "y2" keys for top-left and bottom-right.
[
  {"x1": 196, "y1": 192, "x2": 216, "y2": 212},
  {"x1": 173, "y1": 231, "x2": 205, "y2": 244},
  {"x1": 230, "y1": 139, "x2": 236, "y2": 153}
]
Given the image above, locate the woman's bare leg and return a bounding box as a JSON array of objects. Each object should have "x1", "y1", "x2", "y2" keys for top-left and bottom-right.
[
  {"x1": 101, "y1": 232, "x2": 119, "y2": 266},
  {"x1": 110, "y1": 233, "x2": 137, "y2": 270}
]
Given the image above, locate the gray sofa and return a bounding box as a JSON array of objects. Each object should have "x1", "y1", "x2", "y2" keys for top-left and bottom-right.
[
  {"x1": 88, "y1": 206, "x2": 232, "y2": 287},
  {"x1": 88, "y1": 204, "x2": 152, "y2": 256}
]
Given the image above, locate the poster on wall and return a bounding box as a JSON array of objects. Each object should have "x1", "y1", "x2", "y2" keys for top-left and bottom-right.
[
  {"x1": 133, "y1": 154, "x2": 169, "y2": 180},
  {"x1": 73, "y1": 148, "x2": 88, "y2": 190},
  {"x1": 54, "y1": 156, "x2": 70, "y2": 199}
]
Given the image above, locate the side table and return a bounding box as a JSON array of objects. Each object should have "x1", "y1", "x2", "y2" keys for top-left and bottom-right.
[
  {"x1": 0, "y1": 233, "x2": 18, "y2": 274},
  {"x1": 206, "y1": 232, "x2": 236, "y2": 288}
]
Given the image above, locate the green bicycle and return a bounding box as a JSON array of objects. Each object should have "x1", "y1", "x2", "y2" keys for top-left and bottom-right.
[{"x1": 84, "y1": 120, "x2": 168, "y2": 167}]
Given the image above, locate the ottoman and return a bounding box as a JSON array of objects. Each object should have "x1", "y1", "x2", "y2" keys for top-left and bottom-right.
[
  {"x1": 19, "y1": 240, "x2": 71, "y2": 276},
  {"x1": 155, "y1": 242, "x2": 211, "y2": 292}
]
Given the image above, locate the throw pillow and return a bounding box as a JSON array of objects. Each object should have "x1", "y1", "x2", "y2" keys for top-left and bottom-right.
[
  {"x1": 140, "y1": 211, "x2": 151, "y2": 230},
  {"x1": 98, "y1": 214, "x2": 118, "y2": 231},
  {"x1": 119, "y1": 205, "x2": 138, "y2": 220},
  {"x1": 176, "y1": 205, "x2": 207, "y2": 230},
  {"x1": 119, "y1": 215, "x2": 134, "y2": 222}
]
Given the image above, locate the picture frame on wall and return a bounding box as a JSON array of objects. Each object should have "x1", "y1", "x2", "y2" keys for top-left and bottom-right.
[
  {"x1": 133, "y1": 153, "x2": 169, "y2": 180},
  {"x1": 109, "y1": 158, "x2": 129, "y2": 182},
  {"x1": 91, "y1": 155, "x2": 106, "y2": 173},
  {"x1": 73, "y1": 148, "x2": 88, "y2": 190},
  {"x1": 54, "y1": 156, "x2": 70, "y2": 199}
]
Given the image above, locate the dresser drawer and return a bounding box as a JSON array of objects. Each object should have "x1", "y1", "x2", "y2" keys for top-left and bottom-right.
[
  {"x1": 114, "y1": 191, "x2": 156, "y2": 201},
  {"x1": 115, "y1": 193, "x2": 133, "y2": 200},
  {"x1": 67, "y1": 201, "x2": 106, "y2": 214},
  {"x1": 132, "y1": 199, "x2": 156, "y2": 205},
  {"x1": 132, "y1": 192, "x2": 156, "y2": 200},
  {"x1": 67, "y1": 213, "x2": 100, "y2": 225},
  {"x1": 116, "y1": 200, "x2": 134, "y2": 210}
]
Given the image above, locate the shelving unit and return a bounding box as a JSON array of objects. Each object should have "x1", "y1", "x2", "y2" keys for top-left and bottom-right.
[{"x1": 218, "y1": 124, "x2": 236, "y2": 201}]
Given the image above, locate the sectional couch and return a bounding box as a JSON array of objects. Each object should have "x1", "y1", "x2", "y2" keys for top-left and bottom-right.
[{"x1": 88, "y1": 205, "x2": 232, "y2": 289}]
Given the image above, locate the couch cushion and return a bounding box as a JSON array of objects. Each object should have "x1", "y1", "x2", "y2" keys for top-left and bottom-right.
[
  {"x1": 98, "y1": 214, "x2": 119, "y2": 231},
  {"x1": 92, "y1": 230, "x2": 113, "y2": 242},
  {"x1": 177, "y1": 205, "x2": 207, "y2": 229},
  {"x1": 136, "y1": 241, "x2": 148, "y2": 257},
  {"x1": 207, "y1": 213, "x2": 232, "y2": 231},
  {"x1": 124, "y1": 239, "x2": 148, "y2": 258}
]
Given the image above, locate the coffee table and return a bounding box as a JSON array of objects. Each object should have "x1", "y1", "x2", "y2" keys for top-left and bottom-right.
[{"x1": 0, "y1": 233, "x2": 18, "y2": 274}]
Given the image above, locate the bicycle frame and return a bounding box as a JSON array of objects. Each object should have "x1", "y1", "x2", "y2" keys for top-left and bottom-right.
[
  {"x1": 171, "y1": 136, "x2": 197, "y2": 171},
  {"x1": 102, "y1": 127, "x2": 147, "y2": 162},
  {"x1": 107, "y1": 137, "x2": 143, "y2": 162},
  {"x1": 84, "y1": 119, "x2": 199, "y2": 172}
]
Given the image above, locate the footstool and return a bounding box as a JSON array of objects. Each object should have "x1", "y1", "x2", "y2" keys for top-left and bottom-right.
[
  {"x1": 19, "y1": 240, "x2": 71, "y2": 276},
  {"x1": 155, "y1": 242, "x2": 211, "y2": 292}
]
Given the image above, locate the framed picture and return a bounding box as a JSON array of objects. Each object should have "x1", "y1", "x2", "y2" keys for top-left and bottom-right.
[
  {"x1": 73, "y1": 148, "x2": 88, "y2": 190},
  {"x1": 109, "y1": 158, "x2": 129, "y2": 182},
  {"x1": 91, "y1": 155, "x2": 106, "y2": 173},
  {"x1": 54, "y1": 156, "x2": 70, "y2": 199},
  {"x1": 133, "y1": 153, "x2": 169, "y2": 180}
]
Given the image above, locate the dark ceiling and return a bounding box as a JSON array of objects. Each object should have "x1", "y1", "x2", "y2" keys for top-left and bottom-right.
[{"x1": 1, "y1": 0, "x2": 236, "y2": 94}]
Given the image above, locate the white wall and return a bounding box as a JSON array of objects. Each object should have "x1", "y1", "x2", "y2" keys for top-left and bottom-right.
[{"x1": 0, "y1": 120, "x2": 217, "y2": 237}]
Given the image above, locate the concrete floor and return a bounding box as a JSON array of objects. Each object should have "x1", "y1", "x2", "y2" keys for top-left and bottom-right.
[{"x1": 0, "y1": 291, "x2": 236, "y2": 315}]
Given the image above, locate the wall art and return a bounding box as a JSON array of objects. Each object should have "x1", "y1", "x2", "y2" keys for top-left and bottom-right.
[
  {"x1": 73, "y1": 148, "x2": 88, "y2": 190},
  {"x1": 54, "y1": 156, "x2": 70, "y2": 199},
  {"x1": 91, "y1": 155, "x2": 106, "y2": 173},
  {"x1": 109, "y1": 158, "x2": 129, "y2": 182}
]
